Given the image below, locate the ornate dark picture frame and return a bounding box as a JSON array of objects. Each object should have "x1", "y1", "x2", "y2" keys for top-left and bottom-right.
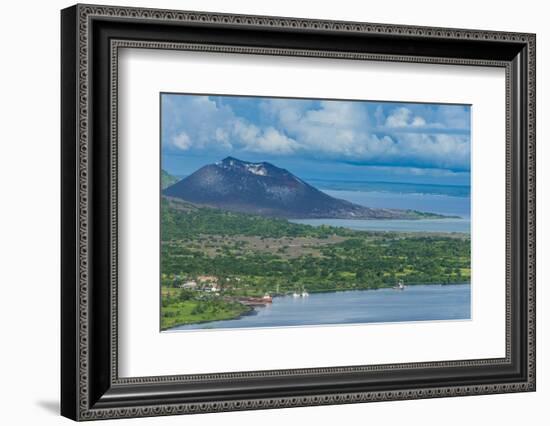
[{"x1": 61, "y1": 4, "x2": 536, "y2": 421}]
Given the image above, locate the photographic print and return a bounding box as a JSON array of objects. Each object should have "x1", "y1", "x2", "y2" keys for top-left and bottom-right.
[
  {"x1": 160, "y1": 93, "x2": 471, "y2": 331},
  {"x1": 61, "y1": 7, "x2": 536, "y2": 417}
]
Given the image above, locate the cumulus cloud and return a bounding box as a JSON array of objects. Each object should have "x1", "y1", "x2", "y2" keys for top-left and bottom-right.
[
  {"x1": 386, "y1": 107, "x2": 415, "y2": 127},
  {"x1": 162, "y1": 94, "x2": 471, "y2": 171},
  {"x1": 248, "y1": 127, "x2": 298, "y2": 154},
  {"x1": 171, "y1": 132, "x2": 192, "y2": 150},
  {"x1": 261, "y1": 99, "x2": 377, "y2": 157},
  {"x1": 233, "y1": 121, "x2": 298, "y2": 154},
  {"x1": 162, "y1": 95, "x2": 298, "y2": 155}
]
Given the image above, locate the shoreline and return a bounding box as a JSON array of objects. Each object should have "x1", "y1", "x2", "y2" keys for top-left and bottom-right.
[
  {"x1": 161, "y1": 304, "x2": 256, "y2": 331},
  {"x1": 288, "y1": 218, "x2": 470, "y2": 235},
  {"x1": 166, "y1": 282, "x2": 470, "y2": 331}
]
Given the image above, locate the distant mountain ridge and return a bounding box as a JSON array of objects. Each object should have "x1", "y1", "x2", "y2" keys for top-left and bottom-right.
[
  {"x1": 162, "y1": 157, "x2": 447, "y2": 220},
  {"x1": 161, "y1": 169, "x2": 180, "y2": 189}
]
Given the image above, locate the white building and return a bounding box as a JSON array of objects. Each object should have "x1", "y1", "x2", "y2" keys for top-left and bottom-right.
[{"x1": 180, "y1": 280, "x2": 197, "y2": 289}]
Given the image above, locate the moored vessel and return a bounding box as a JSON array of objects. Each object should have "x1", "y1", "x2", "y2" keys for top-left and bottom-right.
[{"x1": 393, "y1": 280, "x2": 406, "y2": 290}]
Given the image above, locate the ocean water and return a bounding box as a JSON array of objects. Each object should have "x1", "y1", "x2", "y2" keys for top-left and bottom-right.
[
  {"x1": 291, "y1": 217, "x2": 470, "y2": 233},
  {"x1": 296, "y1": 180, "x2": 471, "y2": 233},
  {"x1": 307, "y1": 179, "x2": 470, "y2": 198},
  {"x1": 324, "y1": 189, "x2": 470, "y2": 219},
  {"x1": 169, "y1": 284, "x2": 471, "y2": 331}
]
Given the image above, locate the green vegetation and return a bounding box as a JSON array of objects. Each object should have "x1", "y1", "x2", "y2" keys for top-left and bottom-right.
[
  {"x1": 160, "y1": 197, "x2": 470, "y2": 330},
  {"x1": 161, "y1": 197, "x2": 352, "y2": 239},
  {"x1": 161, "y1": 288, "x2": 251, "y2": 329},
  {"x1": 161, "y1": 169, "x2": 180, "y2": 189}
]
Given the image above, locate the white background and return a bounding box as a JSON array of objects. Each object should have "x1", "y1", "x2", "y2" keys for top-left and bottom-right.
[
  {"x1": 0, "y1": 0, "x2": 547, "y2": 425},
  {"x1": 119, "y1": 49, "x2": 505, "y2": 377}
]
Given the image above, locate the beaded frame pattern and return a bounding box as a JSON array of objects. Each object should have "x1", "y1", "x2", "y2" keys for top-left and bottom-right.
[{"x1": 74, "y1": 4, "x2": 535, "y2": 420}]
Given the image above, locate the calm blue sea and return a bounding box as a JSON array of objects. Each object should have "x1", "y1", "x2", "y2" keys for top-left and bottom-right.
[
  {"x1": 170, "y1": 284, "x2": 471, "y2": 330},
  {"x1": 294, "y1": 180, "x2": 471, "y2": 233},
  {"x1": 307, "y1": 179, "x2": 471, "y2": 198}
]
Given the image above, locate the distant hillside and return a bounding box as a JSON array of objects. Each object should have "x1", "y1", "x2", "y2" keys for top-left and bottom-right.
[
  {"x1": 161, "y1": 169, "x2": 180, "y2": 189},
  {"x1": 163, "y1": 157, "x2": 447, "y2": 220}
]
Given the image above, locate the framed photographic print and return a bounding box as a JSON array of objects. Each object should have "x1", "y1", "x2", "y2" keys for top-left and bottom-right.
[{"x1": 61, "y1": 4, "x2": 536, "y2": 421}]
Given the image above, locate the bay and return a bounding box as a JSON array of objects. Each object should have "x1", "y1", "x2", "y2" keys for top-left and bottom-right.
[
  {"x1": 324, "y1": 189, "x2": 470, "y2": 219},
  {"x1": 169, "y1": 284, "x2": 471, "y2": 331},
  {"x1": 289, "y1": 187, "x2": 471, "y2": 233}
]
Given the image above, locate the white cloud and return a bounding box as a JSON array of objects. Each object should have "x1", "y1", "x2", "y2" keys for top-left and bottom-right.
[
  {"x1": 252, "y1": 127, "x2": 298, "y2": 154},
  {"x1": 260, "y1": 100, "x2": 375, "y2": 157},
  {"x1": 385, "y1": 107, "x2": 411, "y2": 127},
  {"x1": 232, "y1": 120, "x2": 260, "y2": 144},
  {"x1": 412, "y1": 116, "x2": 426, "y2": 127},
  {"x1": 233, "y1": 121, "x2": 298, "y2": 154},
  {"x1": 162, "y1": 95, "x2": 236, "y2": 151},
  {"x1": 385, "y1": 107, "x2": 428, "y2": 128},
  {"x1": 163, "y1": 95, "x2": 471, "y2": 171},
  {"x1": 171, "y1": 132, "x2": 192, "y2": 150},
  {"x1": 215, "y1": 128, "x2": 229, "y2": 144}
]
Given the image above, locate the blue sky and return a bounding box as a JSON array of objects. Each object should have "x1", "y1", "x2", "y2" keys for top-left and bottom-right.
[{"x1": 161, "y1": 94, "x2": 471, "y2": 186}]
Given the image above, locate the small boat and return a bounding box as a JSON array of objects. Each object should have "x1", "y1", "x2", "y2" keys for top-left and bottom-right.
[
  {"x1": 393, "y1": 280, "x2": 406, "y2": 290},
  {"x1": 301, "y1": 290, "x2": 309, "y2": 297},
  {"x1": 262, "y1": 293, "x2": 273, "y2": 303},
  {"x1": 292, "y1": 292, "x2": 300, "y2": 298}
]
